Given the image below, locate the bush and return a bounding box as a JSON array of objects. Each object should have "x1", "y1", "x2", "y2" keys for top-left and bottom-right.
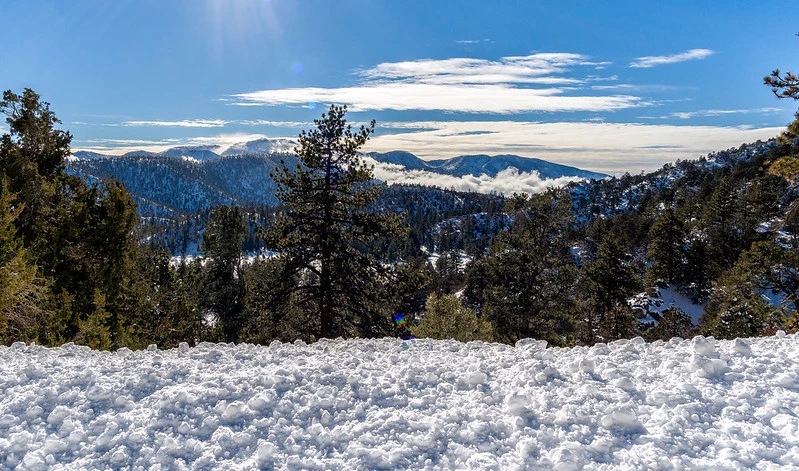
[{"x1": 411, "y1": 293, "x2": 494, "y2": 342}]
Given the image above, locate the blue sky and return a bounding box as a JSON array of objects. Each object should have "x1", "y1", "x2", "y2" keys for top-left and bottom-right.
[{"x1": 2, "y1": 0, "x2": 798, "y2": 173}]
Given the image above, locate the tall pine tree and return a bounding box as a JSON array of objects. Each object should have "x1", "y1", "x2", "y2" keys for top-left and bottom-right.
[{"x1": 264, "y1": 105, "x2": 406, "y2": 339}]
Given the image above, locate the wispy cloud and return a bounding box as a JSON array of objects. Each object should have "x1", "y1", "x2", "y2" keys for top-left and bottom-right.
[
  {"x1": 629, "y1": 49, "x2": 714, "y2": 68},
  {"x1": 122, "y1": 119, "x2": 230, "y2": 128},
  {"x1": 229, "y1": 53, "x2": 641, "y2": 114},
  {"x1": 238, "y1": 119, "x2": 307, "y2": 127},
  {"x1": 359, "y1": 54, "x2": 592, "y2": 85},
  {"x1": 454, "y1": 39, "x2": 491, "y2": 45},
  {"x1": 232, "y1": 84, "x2": 641, "y2": 114},
  {"x1": 96, "y1": 119, "x2": 309, "y2": 129},
  {"x1": 660, "y1": 107, "x2": 782, "y2": 119}
]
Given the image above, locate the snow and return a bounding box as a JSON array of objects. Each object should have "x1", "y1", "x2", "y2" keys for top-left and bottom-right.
[
  {"x1": 2, "y1": 335, "x2": 799, "y2": 470},
  {"x1": 630, "y1": 284, "x2": 706, "y2": 324}
]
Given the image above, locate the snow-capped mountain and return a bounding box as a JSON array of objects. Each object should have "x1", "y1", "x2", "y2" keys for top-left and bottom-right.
[
  {"x1": 160, "y1": 145, "x2": 224, "y2": 162},
  {"x1": 73, "y1": 139, "x2": 298, "y2": 162},
  {"x1": 68, "y1": 138, "x2": 607, "y2": 216},
  {"x1": 369, "y1": 151, "x2": 608, "y2": 180},
  {"x1": 221, "y1": 138, "x2": 297, "y2": 156}
]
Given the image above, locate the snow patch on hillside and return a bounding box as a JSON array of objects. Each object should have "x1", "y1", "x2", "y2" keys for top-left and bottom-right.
[{"x1": 2, "y1": 335, "x2": 799, "y2": 469}]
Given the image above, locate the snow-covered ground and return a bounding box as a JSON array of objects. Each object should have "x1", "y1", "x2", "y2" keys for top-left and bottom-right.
[{"x1": 2, "y1": 334, "x2": 799, "y2": 470}]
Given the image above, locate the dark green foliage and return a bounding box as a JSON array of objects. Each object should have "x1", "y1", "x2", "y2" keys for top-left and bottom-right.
[
  {"x1": 581, "y1": 238, "x2": 641, "y2": 343},
  {"x1": 699, "y1": 241, "x2": 796, "y2": 339},
  {"x1": 263, "y1": 105, "x2": 407, "y2": 339},
  {"x1": 466, "y1": 189, "x2": 577, "y2": 345},
  {"x1": 388, "y1": 259, "x2": 433, "y2": 338},
  {"x1": 1, "y1": 89, "x2": 146, "y2": 349},
  {"x1": 732, "y1": 241, "x2": 798, "y2": 315},
  {"x1": 0, "y1": 183, "x2": 45, "y2": 342},
  {"x1": 201, "y1": 205, "x2": 246, "y2": 342},
  {"x1": 241, "y1": 256, "x2": 308, "y2": 343},
  {"x1": 0, "y1": 89, "x2": 71, "y2": 246},
  {"x1": 647, "y1": 208, "x2": 687, "y2": 284},
  {"x1": 702, "y1": 278, "x2": 781, "y2": 340},
  {"x1": 133, "y1": 247, "x2": 204, "y2": 348},
  {"x1": 645, "y1": 307, "x2": 697, "y2": 341}
]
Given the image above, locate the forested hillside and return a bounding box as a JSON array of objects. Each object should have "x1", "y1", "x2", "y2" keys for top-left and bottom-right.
[{"x1": 2, "y1": 90, "x2": 798, "y2": 350}]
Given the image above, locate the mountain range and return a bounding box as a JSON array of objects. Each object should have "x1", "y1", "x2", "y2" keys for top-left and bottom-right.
[
  {"x1": 367, "y1": 150, "x2": 607, "y2": 180},
  {"x1": 68, "y1": 138, "x2": 608, "y2": 217}
]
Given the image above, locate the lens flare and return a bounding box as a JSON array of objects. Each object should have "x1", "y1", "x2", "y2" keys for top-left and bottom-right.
[{"x1": 394, "y1": 313, "x2": 406, "y2": 326}]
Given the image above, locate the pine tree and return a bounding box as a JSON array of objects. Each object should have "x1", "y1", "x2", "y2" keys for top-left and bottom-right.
[
  {"x1": 467, "y1": 189, "x2": 577, "y2": 345},
  {"x1": 647, "y1": 208, "x2": 687, "y2": 284},
  {"x1": 201, "y1": 205, "x2": 246, "y2": 342},
  {"x1": 702, "y1": 178, "x2": 760, "y2": 276},
  {"x1": 581, "y1": 238, "x2": 640, "y2": 343},
  {"x1": 263, "y1": 105, "x2": 406, "y2": 339}
]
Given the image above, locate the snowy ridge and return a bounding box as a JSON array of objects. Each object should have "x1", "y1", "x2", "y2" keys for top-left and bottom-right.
[
  {"x1": 369, "y1": 151, "x2": 608, "y2": 180},
  {"x1": 2, "y1": 335, "x2": 799, "y2": 470}
]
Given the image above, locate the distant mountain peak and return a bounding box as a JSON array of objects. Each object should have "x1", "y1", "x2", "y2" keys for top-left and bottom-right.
[
  {"x1": 369, "y1": 150, "x2": 608, "y2": 180},
  {"x1": 221, "y1": 138, "x2": 297, "y2": 156}
]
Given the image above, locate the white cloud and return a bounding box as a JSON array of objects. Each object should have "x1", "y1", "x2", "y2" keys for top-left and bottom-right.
[
  {"x1": 364, "y1": 121, "x2": 784, "y2": 174},
  {"x1": 122, "y1": 119, "x2": 230, "y2": 128},
  {"x1": 232, "y1": 83, "x2": 642, "y2": 114},
  {"x1": 630, "y1": 49, "x2": 714, "y2": 68},
  {"x1": 663, "y1": 108, "x2": 782, "y2": 119},
  {"x1": 238, "y1": 119, "x2": 308, "y2": 127},
  {"x1": 366, "y1": 158, "x2": 580, "y2": 195},
  {"x1": 229, "y1": 53, "x2": 641, "y2": 114},
  {"x1": 359, "y1": 54, "x2": 592, "y2": 85}
]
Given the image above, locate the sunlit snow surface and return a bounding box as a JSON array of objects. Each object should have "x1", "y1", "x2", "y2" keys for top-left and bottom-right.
[{"x1": 2, "y1": 335, "x2": 799, "y2": 470}]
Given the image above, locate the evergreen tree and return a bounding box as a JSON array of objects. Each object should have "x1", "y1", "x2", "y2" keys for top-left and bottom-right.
[
  {"x1": 135, "y1": 246, "x2": 203, "y2": 348},
  {"x1": 1, "y1": 89, "x2": 143, "y2": 348},
  {"x1": 765, "y1": 39, "x2": 799, "y2": 140},
  {"x1": 647, "y1": 208, "x2": 687, "y2": 284},
  {"x1": 0, "y1": 89, "x2": 71, "y2": 246},
  {"x1": 703, "y1": 178, "x2": 759, "y2": 276},
  {"x1": 645, "y1": 307, "x2": 696, "y2": 341},
  {"x1": 263, "y1": 105, "x2": 406, "y2": 339},
  {"x1": 0, "y1": 183, "x2": 45, "y2": 342},
  {"x1": 734, "y1": 241, "x2": 798, "y2": 316},
  {"x1": 581, "y1": 238, "x2": 640, "y2": 343},
  {"x1": 201, "y1": 205, "x2": 246, "y2": 342},
  {"x1": 467, "y1": 189, "x2": 577, "y2": 345},
  {"x1": 241, "y1": 256, "x2": 306, "y2": 343}
]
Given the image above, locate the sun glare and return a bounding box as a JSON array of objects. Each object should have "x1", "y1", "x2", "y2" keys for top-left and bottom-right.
[{"x1": 205, "y1": 0, "x2": 282, "y2": 52}]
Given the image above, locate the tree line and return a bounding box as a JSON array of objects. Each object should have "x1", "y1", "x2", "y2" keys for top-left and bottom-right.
[{"x1": 2, "y1": 84, "x2": 798, "y2": 350}]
